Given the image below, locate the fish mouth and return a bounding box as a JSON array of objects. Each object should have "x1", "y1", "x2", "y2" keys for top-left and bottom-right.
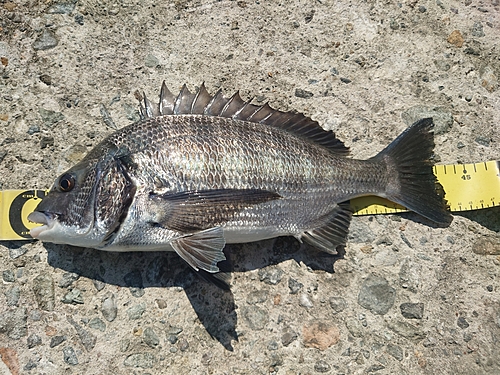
[{"x1": 27, "y1": 211, "x2": 56, "y2": 239}]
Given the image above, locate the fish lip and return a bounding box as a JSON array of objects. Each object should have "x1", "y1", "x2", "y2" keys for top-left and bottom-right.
[{"x1": 27, "y1": 211, "x2": 57, "y2": 238}]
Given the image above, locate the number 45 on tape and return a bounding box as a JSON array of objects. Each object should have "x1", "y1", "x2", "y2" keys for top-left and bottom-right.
[{"x1": 1, "y1": 161, "x2": 499, "y2": 241}]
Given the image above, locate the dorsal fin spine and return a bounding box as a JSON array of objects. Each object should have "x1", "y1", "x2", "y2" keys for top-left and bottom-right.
[
  {"x1": 220, "y1": 92, "x2": 239, "y2": 117},
  {"x1": 259, "y1": 112, "x2": 274, "y2": 123},
  {"x1": 141, "y1": 82, "x2": 350, "y2": 155},
  {"x1": 191, "y1": 85, "x2": 202, "y2": 114},
  {"x1": 233, "y1": 99, "x2": 254, "y2": 119},
  {"x1": 143, "y1": 92, "x2": 154, "y2": 118},
  {"x1": 159, "y1": 81, "x2": 175, "y2": 115}
]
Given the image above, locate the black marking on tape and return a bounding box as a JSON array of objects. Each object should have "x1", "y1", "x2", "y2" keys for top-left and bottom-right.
[{"x1": 8, "y1": 190, "x2": 46, "y2": 238}]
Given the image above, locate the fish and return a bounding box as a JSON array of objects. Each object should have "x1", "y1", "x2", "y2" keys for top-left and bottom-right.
[{"x1": 28, "y1": 82, "x2": 452, "y2": 287}]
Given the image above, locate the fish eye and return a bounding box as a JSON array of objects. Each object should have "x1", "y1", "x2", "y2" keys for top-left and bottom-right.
[{"x1": 58, "y1": 174, "x2": 76, "y2": 192}]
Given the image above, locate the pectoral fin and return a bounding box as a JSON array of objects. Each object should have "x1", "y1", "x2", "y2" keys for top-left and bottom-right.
[
  {"x1": 171, "y1": 227, "x2": 227, "y2": 273},
  {"x1": 150, "y1": 188, "x2": 281, "y2": 232}
]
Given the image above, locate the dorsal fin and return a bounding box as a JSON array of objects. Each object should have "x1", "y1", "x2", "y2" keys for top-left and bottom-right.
[{"x1": 139, "y1": 82, "x2": 349, "y2": 155}]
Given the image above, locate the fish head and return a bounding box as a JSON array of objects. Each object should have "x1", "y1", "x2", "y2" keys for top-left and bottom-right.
[{"x1": 28, "y1": 147, "x2": 136, "y2": 248}]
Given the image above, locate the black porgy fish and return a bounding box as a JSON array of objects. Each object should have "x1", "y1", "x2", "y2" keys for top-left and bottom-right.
[{"x1": 28, "y1": 82, "x2": 452, "y2": 285}]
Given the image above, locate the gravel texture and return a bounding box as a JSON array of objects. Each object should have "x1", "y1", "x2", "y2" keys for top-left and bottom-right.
[{"x1": 0, "y1": 0, "x2": 499, "y2": 374}]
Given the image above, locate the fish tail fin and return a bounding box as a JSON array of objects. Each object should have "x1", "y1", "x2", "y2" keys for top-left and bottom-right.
[{"x1": 373, "y1": 118, "x2": 452, "y2": 226}]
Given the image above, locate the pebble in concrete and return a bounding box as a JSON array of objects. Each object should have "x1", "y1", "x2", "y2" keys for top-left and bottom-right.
[
  {"x1": 358, "y1": 275, "x2": 395, "y2": 315},
  {"x1": 123, "y1": 353, "x2": 156, "y2": 369},
  {"x1": 302, "y1": 321, "x2": 340, "y2": 350},
  {"x1": 101, "y1": 293, "x2": 118, "y2": 322},
  {"x1": 27, "y1": 334, "x2": 42, "y2": 348},
  {"x1": 127, "y1": 303, "x2": 146, "y2": 320},
  {"x1": 32, "y1": 274, "x2": 55, "y2": 311},
  {"x1": 0, "y1": 308, "x2": 27, "y2": 340},
  {"x1": 33, "y1": 29, "x2": 59, "y2": 51},
  {"x1": 63, "y1": 346, "x2": 78, "y2": 365},
  {"x1": 400, "y1": 302, "x2": 424, "y2": 319},
  {"x1": 242, "y1": 306, "x2": 268, "y2": 331},
  {"x1": 329, "y1": 296, "x2": 348, "y2": 314},
  {"x1": 143, "y1": 327, "x2": 160, "y2": 348}
]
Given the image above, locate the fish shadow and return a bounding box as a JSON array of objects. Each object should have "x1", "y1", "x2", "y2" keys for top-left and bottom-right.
[{"x1": 44, "y1": 236, "x2": 342, "y2": 351}]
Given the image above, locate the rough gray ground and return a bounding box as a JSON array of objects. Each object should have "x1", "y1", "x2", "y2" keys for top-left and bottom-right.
[{"x1": 1, "y1": 0, "x2": 499, "y2": 374}]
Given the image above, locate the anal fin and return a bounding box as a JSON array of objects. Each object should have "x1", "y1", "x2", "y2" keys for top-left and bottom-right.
[
  {"x1": 301, "y1": 202, "x2": 353, "y2": 254},
  {"x1": 171, "y1": 227, "x2": 227, "y2": 273}
]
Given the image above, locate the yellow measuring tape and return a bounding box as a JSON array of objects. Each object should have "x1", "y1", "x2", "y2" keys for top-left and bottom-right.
[
  {"x1": 352, "y1": 160, "x2": 500, "y2": 215},
  {"x1": 1, "y1": 160, "x2": 499, "y2": 241}
]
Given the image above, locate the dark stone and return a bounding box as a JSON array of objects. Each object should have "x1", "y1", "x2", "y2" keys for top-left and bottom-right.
[
  {"x1": 127, "y1": 303, "x2": 146, "y2": 320},
  {"x1": 2, "y1": 270, "x2": 15, "y2": 282},
  {"x1": 59, "y1": 272, "x2": 79, "y2": 288},
  {"x1": 386, "y1": 343, "x2": 403, "y2": 361},
  {"x1": 75, "y1": 14, "x2": 84, "y2": 25},
  {"x1": 388, "y1": 321, "x2": 426, "y2": 341},
  {"x1": 242, "y1": 306, "x2": 268, "y2": 330},
  {"x1": 50, "y1": 335, "x2": 66, "y2": 348},
  {"x1": 288, "y1": 278, "x2": 303, "y2": 294},
  {"x1": 9, "y1": 244, "x2": 29, "y2": 259},
  {"x1": 123, "y1": 353, "x2": 157, "y2": 368},
  {"x1": 67, "y1": 316, "x2": 96, "y2": 351},
  {"x1": 281, "y1": 328, "x2": 298, "y2": 347},
  {"x1": 101, "y1": 293, "x2": 118, "y2": 322},
  {"x1": 178, "y1": 339, "x2": 189, "y2": 351},
  {"x1": 471, "y1": 21, "x2": 484, "y2": 37},
  {"x1": 167, "y1": 334, "x2": 178, "y2": 344},
  {"x1": 400, "y1": 302, "x2": 424, "y2": 319},
  {"x1": 5, "y1": 285, "x2": 20, "y2": 306},
  {"x1": 0, "y1": 308, "x2": 28, "y2": 340},
  {"x1": 358, "y1": 275, "x2": 396, "y2": 315},
  {"x1": 295, "y1": 88, "x2": 314, "y2": 99},
  {"x1": 63, "y1": 346, "x2": 78, "y2": 365},
  {"x1": 33, "y1": 274, "x2": 55, "y2": 311},
  {"x1": 366, "y1": 364, "x2": 386, "y2": 372},
  {"x1": 39, "y1": 108, "x2": 64, "y2": 127},
  {"x1": 267, "y1": 340, "x2": 279, "y2": 350},
  {"x1": 40, "y1": 136, "x2": 54, "y2": 149},
  {"x1": 457, "y1": 316, "x2": 469, "y2": 329},
  {"x1": 329, "y1": 296, "x2": 347, "y2": 314},
  {"x1": 88, "y1": 317, "x2": 106, "y2": 332},
  {"x1": 93, "y1": 279, "x2": 106, "y2": 291},
  {"x1": 27, "y1": 125, "x2": 40, "y2": 135},
  {"x1": 46, "y1": 1, "x2": 77, "y2": 14},
  {"x1": 23, "y1": 358, "x2": 38, "y2": 371},
  {"x1": 475, "y1": 136, "x2": 491, "y2": 147},
  {"x1": 258, "y1": 266, "x2": 283, "y2": 285},
  {"x1": 314, "y1": 360, "x2": 331, "y2": 373},
  {"x1": 33, "y1": 29, "x2": 58, "y2": 50},
  {"x1": 39, "y1": 74, "x2": 52, "y2": 85},
  {"x1": 61, "y1": 288, "x2": 84, "y2": 304},
  {"x1": 246, "y1": 289, "x2": 268, "y2": 304},
  {"x1": 27, "y1": 333, "x2": 42, "y2": 348},
  {"x1": 143, "y1": 327, "x2": 160, "y2": 348}
]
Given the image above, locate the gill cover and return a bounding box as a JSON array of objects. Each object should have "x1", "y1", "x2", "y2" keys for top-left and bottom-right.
[{"x1": 30, "y1": 144, "x2": 136, "y2": 245}]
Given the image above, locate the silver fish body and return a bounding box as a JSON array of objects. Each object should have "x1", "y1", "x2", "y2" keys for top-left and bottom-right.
[{"x1": 28, "y1": 82, "x2": 452, "y2": 280}]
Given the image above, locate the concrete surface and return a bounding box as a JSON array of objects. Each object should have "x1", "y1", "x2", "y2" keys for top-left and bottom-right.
[{"x1": 1, "y1": 0, "x2": 499, "y2": 374}]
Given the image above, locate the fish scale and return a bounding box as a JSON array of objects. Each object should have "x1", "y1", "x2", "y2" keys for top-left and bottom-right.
[{"x1": 27, "y1": 82, "x2": 452, "y2": 288}]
